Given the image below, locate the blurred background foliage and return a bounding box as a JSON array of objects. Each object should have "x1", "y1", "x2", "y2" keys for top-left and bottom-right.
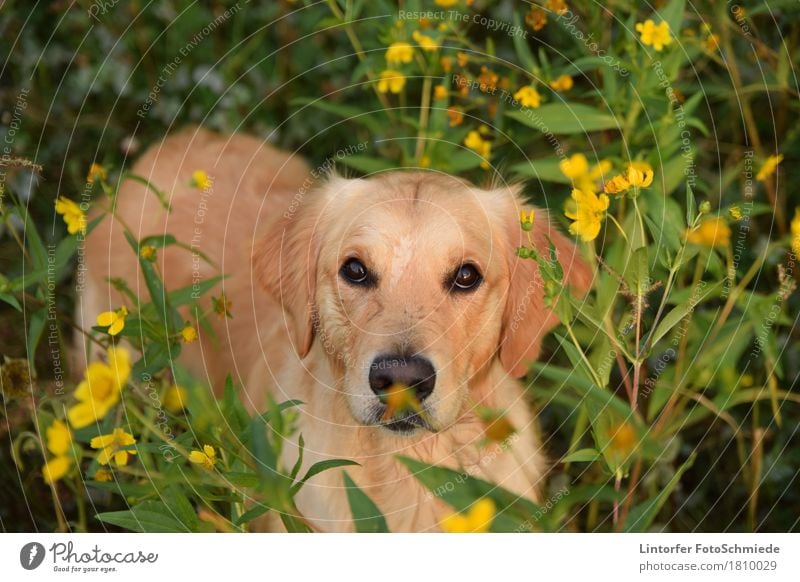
[{"x1": 1, "y1": 0, "x2": 799, "y2": 532}]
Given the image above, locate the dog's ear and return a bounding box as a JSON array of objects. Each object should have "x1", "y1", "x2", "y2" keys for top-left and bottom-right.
[
  {"x1": 253, "y1": 207, "x2": 318, "y2": 358},
  {"x1": 494, "y1": 187, "x2": 593, "y2": 378},
  {"x1": 253, "y1": 174, "x2": 356, "y2": 358}
]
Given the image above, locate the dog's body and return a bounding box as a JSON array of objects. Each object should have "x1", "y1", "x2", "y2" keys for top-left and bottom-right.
[{"x1": 80, "y1": 128, "x2": 590, "y2": 532}]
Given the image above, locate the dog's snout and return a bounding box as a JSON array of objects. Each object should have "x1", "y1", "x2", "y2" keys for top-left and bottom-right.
[{"x1": 369, "y1": 355, "x2": 436, "y2": 402}]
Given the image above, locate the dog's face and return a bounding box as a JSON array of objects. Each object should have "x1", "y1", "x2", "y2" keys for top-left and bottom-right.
[{"x1": 257, "y1": 172, "x2": 590, "y2": 435}]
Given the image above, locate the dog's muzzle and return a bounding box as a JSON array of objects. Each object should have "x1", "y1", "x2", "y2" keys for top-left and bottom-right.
[{"x1": 368, "y1": 354, "x2": 437, "y2": 433}]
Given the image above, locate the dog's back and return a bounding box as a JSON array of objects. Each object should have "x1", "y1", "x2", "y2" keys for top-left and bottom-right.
[{"x1": 78, "y1": 128, "x2": 309, "y2": 395}]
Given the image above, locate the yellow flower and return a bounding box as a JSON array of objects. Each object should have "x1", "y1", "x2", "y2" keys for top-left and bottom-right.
[
  {"x1": 456, "y1": 51, "x2": 469, "y2": 67},
  {"x1": 377, "y1": 70, "x2": 406, "y2": 94},
  {"x1": 607, "y1": 422, "x2": 637, "y2": 454},
  {"x1": 42, "y1": 419, "x2": 74, "y2": 484},
  {"x1": 477, "y1": 66, "x2": 499, "y2": 93},
  {"x1": 565, "y1": 188, "x2": 610, "y2": 242},
  {"x1": 162, "y1": 384, "x2": 188, "y2": 413},
  {"x1": 46, "y1": 419, "x2": 72, "y2": 457},
  {"x1": 525, "y1": 7, "x2": 547, "y2": 31},
  {"x1": 412, "y1": 30, "x2": 439, "y2": 52},
  {"x1": 464, "y1": 131, "x2": 492, "y2": 170},
  {"x1": 589, "y1": 159, "x2": 613, "y2": 181},
  {"x1": 447, "y1": 106, "x2": 464, "y2": 127},
  {"x1": 43, "y1": 456, "x2": 72, "y2": 485},
  {"x1": 559, "y1": 153, "x2": 590, "y2": 180},
  {"x1": 604, "y1": 174, "x2": 630, "y2": 195},
  {"x1": 139, "y1": 245, "x2": 157, "y2": 260},
  {"x1": 385, "y1": 42, "x2": 413, "y2": 66},
  {"x1": 55, "y1": 197, "x2": 86, "y2": 235},
  {"x1": 549, "y1": 74, "x2": 573, "y2": 92},
  {"x1": 482, "y1": 413, "x2": 516, "y2": 443},
  {"x1": 86, "y1": 163, "x2": 107, "y2": 184},
  {"x1": 520, "y1": 209, "x2": 535, "y2": 231},
  {"x1": 625, "y1": 163, "x2": 654, "y2": 188},
  {"x1": 212, "y1": 293, "x2": 233, "y2": 318},
  {"x1": 91, "y1": 427, "x2": 137, "y2": 466},
  {"x1": 380, "y1": 384, "x2": 422, "y2": 422},
  {"x1": 94, "y1": 469, "x2": 113, "y2": 482},
  {"x1": 180, "y1": 324, "x2": 198, "y2": 343},
  {"x1": 560, "y1": 154, "x2": 613, "y2": 192},
  {"x1": 547, "y1": 0, "x2": 568, "y2": 16},
  {"x1": 513, "y1": 85, "x2": 542, "y2": 109},
  {"x1": 67, "y1": 346, "x2": 131, "y2": 429},
  {"x1": 635, "y1": 19, "x2": 673, "y2": 52},
  {"x1": 440, "y1": 56, "x2": 453, "y2": 72},
  {"x1": 791, "y1": 209, "x2": 800, "y2": 257},
  {"x1": 441, "y1": 499, "x2": 496, "y2": 533},
  {"x1": 756, "y1": 154, "x2": 783, "y2": 181},
  {"x1": 703, "y1": 32, "x2": 720, "y2": 52},
  {"x1": 189, "y1": 445, "x2": 217, "y2": 470},
  {"x1": 728, "y1": 206, "x2": 743, "y2": 221},
  {"x1": 685, "y1": 217, "x2": 731, "y2": 248},
  {"x1": 435, "y1": 0, "x2": 458, "y2": 6},
  {"x1": 191, "y1": 169, "x2": 212, "y2": 191},
  {"x1": 96, "y1": 306, "x2": 128, "y2": 336},
  {"x1": 433, "y1": 85, "x2": 447, "y2": 100}
]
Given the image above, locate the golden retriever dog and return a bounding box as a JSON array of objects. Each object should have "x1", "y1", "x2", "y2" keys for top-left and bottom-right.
[{"x1": 80, "y1": 128, "x2": 591, "y2": 532}]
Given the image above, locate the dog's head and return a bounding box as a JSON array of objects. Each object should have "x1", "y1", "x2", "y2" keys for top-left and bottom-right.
[{"x1": 256, "y1": 172, "x2": 591, "y2": 434}]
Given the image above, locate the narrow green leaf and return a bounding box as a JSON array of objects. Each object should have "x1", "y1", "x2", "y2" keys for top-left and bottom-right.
[
  {"x1": 562, "y1": 448, "x2": 600, "y2": 463},
  {"x1": 343, "y1": 471, "x2": 389, "y2": 533},
  {"x1": 623, "y1": 453, "x2": 696, "y2": 532},
  {"x1": 506, "y1": 103, "x2": 619, "y2": 134}
]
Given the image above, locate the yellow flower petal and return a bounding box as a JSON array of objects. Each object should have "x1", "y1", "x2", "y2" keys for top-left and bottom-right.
[
  {"x1": 46, "y1": 419, "x2": 72, "y2": 457},
  {"x1": 96, "y1": 311, "x2": 116, "y2": 327},
  {"x1": 43, "y1": 456, "x2": 72, "y2": 484},
  {"x1": 67, "y1": 402, "x2": 98, "y2": 429},
  {"x1": 385, "y1": 42, "x2": 414, "y2": 66},
  {"x1": 90, "y1": 433, "x2": 116, "y2": 450},
  {"x1": 559, "y1": 154, "x2": 589, "y2": 180},
  {"x1": 162, "y1": 384, "x2": 188, "y2": 413}
]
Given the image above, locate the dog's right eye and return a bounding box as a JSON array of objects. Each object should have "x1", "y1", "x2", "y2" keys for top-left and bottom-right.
[{"x1": 340, "y1": 258, "x2": 373, "y2": 286}]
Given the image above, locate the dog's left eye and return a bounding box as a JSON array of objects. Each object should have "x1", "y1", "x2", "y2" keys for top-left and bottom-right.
[{"x1": 450, "y1": 264, "x2": 482, "y2": 292}]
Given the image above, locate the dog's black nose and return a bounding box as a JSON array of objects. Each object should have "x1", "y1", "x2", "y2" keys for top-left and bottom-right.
[{"x1": 368, "y1": 355, "x2": 436, "y2": 402}]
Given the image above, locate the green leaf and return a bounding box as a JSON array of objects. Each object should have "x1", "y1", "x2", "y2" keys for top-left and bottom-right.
[
  {"x1": 562, "y1": 448, "x2": 600, "y2": 463},
  {"x1": 124, "y1": 173, "x2": 171, "y2": 211},
  {"x1": 655, "y1": 0, "x2": 686, "y2": 34},
  {"x1": 649, "y1": 282, "x2": 722, "y2": 347},
  {"x1": 510, "y1": 157, "x2": 571, "y2": 184},
  {"x1": 235, "y1": 504, "x2": 272, "y2": 526},
  {"x1": 342, "y1": 471, "x2": 389, "y2": 533},
  {"x1": 123, "y1": 231, "x2": 182, "y2": 334},
  {"x1": 151, "y1": 493, "x2": 198, "y2": 531},
  {"x1": 292, "y1": 459, "x2": 360, "y2": 495},
  {"x1": 511, "y1": 11, "x2": 537, "y2": 73},
  {"x1": 398, "y1": 456, "x2": 544, "y2": 531},
  {"x1": 338, "y1": 155, "x2": 394, "y2": 174},
  {"x1": 26, "y1": 307, "x2": 47, "y2": 369},
  {"x1": 623, "y1": 453, "x2": 696, "y2": 532},
  {"x1": 506, "y1": 103, "x2": 619, "y2": 134},
  {"x1": 96, "y1": 507, "x2": 189, "y2": 532},
  {"x1": 166, "y1": 275, "x2": 224, "y2": 308},
  {"x1": 0, "y1": 292, "x2": 22, "y2": 311},
  {"x1": 685, "y1": 183, "x2": 696, "y2": 226},
  {"x1": 290, "y1": 97, "x2": 384, "y2": 134}
]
